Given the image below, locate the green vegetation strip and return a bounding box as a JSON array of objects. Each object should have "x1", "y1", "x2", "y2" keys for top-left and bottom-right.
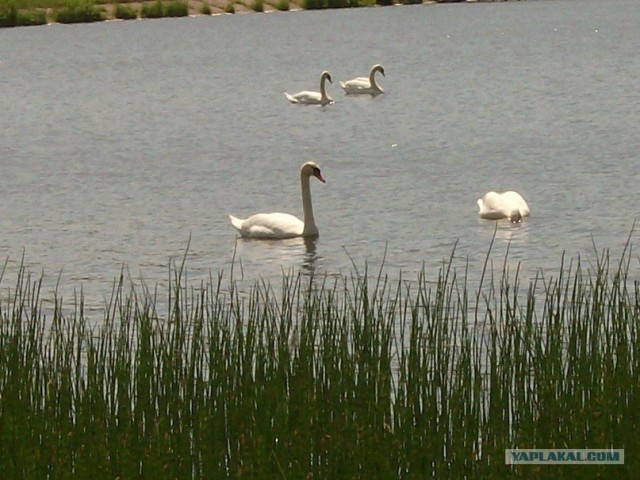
[
  {"x1": 1, "y1": 0, "x2": 384, "y2": 27},
  {"x1": 0, "y1": 244, "x2": 639, "y2": 478}
]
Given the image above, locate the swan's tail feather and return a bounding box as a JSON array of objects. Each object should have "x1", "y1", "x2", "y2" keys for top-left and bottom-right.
[
  {"x1": 229, "y1": 215, "x2": 244, "y2": 231},
  {"x1": 284, "y1": 92, "x2": 298, "y2": 103}
]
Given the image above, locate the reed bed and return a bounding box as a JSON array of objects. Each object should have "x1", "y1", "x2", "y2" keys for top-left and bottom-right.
[{"x1": 0, "y1": 245, "x2": 639, "y2": 478}]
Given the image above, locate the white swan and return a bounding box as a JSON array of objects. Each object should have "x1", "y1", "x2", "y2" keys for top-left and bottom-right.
[
  {"x1": 477, "y1": 191, "x2": 530, "y2": 223},
  {"x1": 285, "y1": 71, "x2": 334, "y2": 105},
  {"x1": 229, "y1": 161, "x2": 326, "y2": 239},
  {"x1": 340, "y1": 64, "x2": 385, "y2": 95}
]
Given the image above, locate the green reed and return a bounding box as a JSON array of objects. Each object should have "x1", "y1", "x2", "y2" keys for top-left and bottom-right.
[
  {"x1": 139, "y1": 0, "x2": 163, "y2": 17},
  {"x1": 249, "y1": 0, "x2": 263, "y2": 12},
  {"x1": 0, "y1": 244, "x2": 638, "y2": 478},
  {"x1": 0, "y1": 2, "x2": 46, "y2": 26},
  {"x1": 55, "y1": 0, "x2": 103, "y2": 22},
  {"x1": 162, "y1": 0, "x2": 188, "y2": 16},
  {"x1": 114, "y1": 2, "x2": 136, "y2": 18},
  {"x1": 138, "y1": 0, "x2": 188, "y2": 18},
  {"x1": 272, "y1": 0, "x2": 288, "y2": 11}
]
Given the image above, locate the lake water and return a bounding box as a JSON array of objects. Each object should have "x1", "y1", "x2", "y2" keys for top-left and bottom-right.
[{"x1": 1, "y1": 0, "x2": 639, "y2": 313}]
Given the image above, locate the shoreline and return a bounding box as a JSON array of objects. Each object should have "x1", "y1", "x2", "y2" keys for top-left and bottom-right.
[{"x1": 2, "y1": 0, "x2": 519, "y2": 28}]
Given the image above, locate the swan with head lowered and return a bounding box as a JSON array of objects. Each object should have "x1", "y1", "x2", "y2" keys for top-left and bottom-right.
[
  {"x1": 285, "y1": 71, "x2": 334, "y2": 105},
  {"x1": 229, "y1": 161, "x2": 326, "y2": 239},
  {"x1": 477, "y1": 191, "x2": 530, "y2": 223},
  {"x1": 340, "y1": 64, "x2": 385, "y2": 95}
]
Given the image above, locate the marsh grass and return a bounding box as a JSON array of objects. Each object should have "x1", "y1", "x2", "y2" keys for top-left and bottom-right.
[
  {"x1": 1, "y1": 0, "x2": 134, "y2": 26},
  {"x1": 0, "y1": 243, "x2": 639, "y2": 478},
  {"x1": 114, "y1": 2, "x2": 136, "y2": 17},
  {"x1": 301, "y1": 0, "x2": 324, "y2": 9},
  {"x1": 139, "y1": 0, "x2": 161, "y2": 16},
  {"x1": 0, "y1": 2, "x2": 46, "y2": 25},
  {"x1": 162, "y1": 0, "x2": 187, "y2": 16},
  {"x1": 138, "y1": 0, "x2": 186, "y2": 18},
  {"x1": 0, "y1": 0, "x2": 390, "y2": 27},
  {"x1": 302, "y1": 0, "x2": 373, "y2": 8},
  {"x1": 54, "y1": 0, "x2": 103, "y2": 22}
]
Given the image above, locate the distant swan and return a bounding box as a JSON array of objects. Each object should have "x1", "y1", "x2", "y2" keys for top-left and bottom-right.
[
  {"x1": 477, "y1": 191, "x2": 530, "y2": 223},
  {"x1": 229, "y1": 161, "x2": 326, "y2": 239},
  {"x1": 340, "y1": 64, "x2": 385, "y2": 95},
  {"x1": 285, "y1": 71, "x2": 334, "y2": 105}
]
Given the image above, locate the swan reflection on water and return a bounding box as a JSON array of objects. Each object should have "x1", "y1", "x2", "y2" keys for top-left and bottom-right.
[
  {"x1": 301, "y1": 236, "x2": 319, "y2": 274},
  {"x1": 478, "y1": 218, "x2": 530, "y2": 245},
  {"x1": 230, "y1": 235, "x2": 320, "y2": 282}
]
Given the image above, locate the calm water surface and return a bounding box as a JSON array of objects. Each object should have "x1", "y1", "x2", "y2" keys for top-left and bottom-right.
[{"x1": 1, "y1": 0, "x2": 639, "y2": 312}]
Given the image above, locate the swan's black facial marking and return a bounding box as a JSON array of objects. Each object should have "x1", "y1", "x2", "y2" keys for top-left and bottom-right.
[{"x1": 312, "y1": 166, "x2": 326, "y2": 183}]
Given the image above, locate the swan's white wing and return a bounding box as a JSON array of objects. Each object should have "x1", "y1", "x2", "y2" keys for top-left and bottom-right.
[
  {"x1": 341, "y1": 77, "x2": 384, "y2": 95},
  {"x1": 477, "y1": 192, "x2": 508, "y2": 219},
  {"x1": 501, "y1": 191, "x2": 530, "y2": 216},
  {"x1": 285, "y1": 90, "x2": 324, "y2": 104},
  {"x1": 230, "y1": 212, "x2": 304, "y2": 239},
  {"x1": 477, "y1": 191, "x2": 530, "y2": 220},
  {"x1": 340, "y1": 77, "x2": 371, "y2": 93},
  {"x1": 229, "y1": 215, "x2": 244, "y2": 231},
  {"x1": 348, "y1": 76, "x2": 370, "y2": 85},
  {"x1": 284, "y1": 92, "x2": 299, "y2": 103}
]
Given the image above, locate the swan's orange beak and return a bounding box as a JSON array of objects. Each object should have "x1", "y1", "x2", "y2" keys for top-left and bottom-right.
[{"x1": 315, "y1": 171, "x2": 326, "y2": 183}]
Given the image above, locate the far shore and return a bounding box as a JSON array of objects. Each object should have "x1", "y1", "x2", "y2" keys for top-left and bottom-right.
[
  {"x1": 2, "y1": 0, "x2": 520, "y2": 28},
  {"x1": 142, "y1": 0, "x2": 441, "y2": 18},
  {"x1": 97, "y1": 0, "x2": 510, "y2": 19}
]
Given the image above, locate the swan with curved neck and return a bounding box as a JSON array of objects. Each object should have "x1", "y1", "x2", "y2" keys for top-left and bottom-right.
[
  {"x1": 477, "y1": 191, "x2": 530, "y2": 223},
  {"x1": 285, "y1": 71, "x2": 334, "y2": 105},
  {"x1": 229, "y1": 161, "x2": 326, "y2": 239},
  {"x1": 340, "y1": 64, "x2": 385, "y2": 95}
]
